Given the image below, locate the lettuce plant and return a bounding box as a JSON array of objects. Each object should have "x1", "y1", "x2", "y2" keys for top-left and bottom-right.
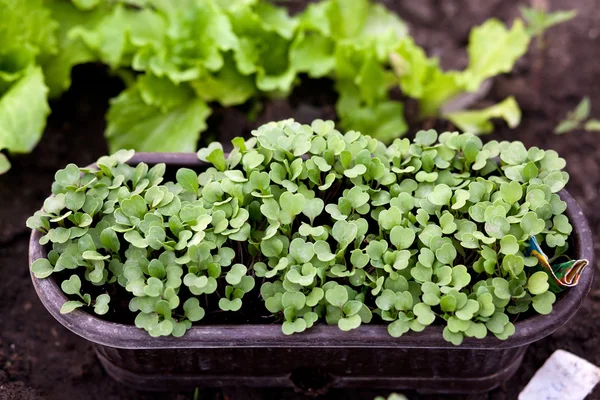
[
  {"x1": 0, "y1": 0, "x2": 56, "y2": 173},
  {"x1": 29, "y1": 119, "x2": 574, "y2": 344},
  {"x1": 1, "y1": 0, "x2": 575, "y2": 174}
]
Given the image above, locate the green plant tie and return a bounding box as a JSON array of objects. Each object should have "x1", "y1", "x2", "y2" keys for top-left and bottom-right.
[{"x1": 525, "y1": 236, "x2": 588, "y2": 293}]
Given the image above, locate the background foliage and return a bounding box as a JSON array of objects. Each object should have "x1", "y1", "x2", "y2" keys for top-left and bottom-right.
[{"x1": 0, "y1": 0, "x2": 573, "y2": 174}]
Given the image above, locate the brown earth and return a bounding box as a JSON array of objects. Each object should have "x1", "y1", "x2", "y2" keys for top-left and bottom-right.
[{"x1": 1, "y1": 1, "x2": 600, "y2": 399}]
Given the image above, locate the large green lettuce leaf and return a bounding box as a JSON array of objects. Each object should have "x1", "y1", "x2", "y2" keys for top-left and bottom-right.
[
  {"x1": 0, "y1": 0, "x2": 58, "y2": 56},
  {"x1": 0, "y1": 0, "x2": 58, "y2": 173},
  {"x1": 335, "y1": 44, "x2": 393, "y2": 106},
  {"x1": 336, "y1": 82, "x2": 407, "y2": 142},
  {"x1": 316, "y1": 0, "x2": 407, "y2": 139},
  {"x1": 226, "y1": 3, "x2": 297, "y2": 93},
  {"x1": 445, "y1": 96, "x2": 521, "y2": 134},
  {"x1": 0, "y1": 0, "x2": 58, "y2": 93},
  {"x1": 41, "y1": 1, "x2": 106, "y2": 97},
  {"x1": 0, "y1": 67, "x2": 50, "y2": 154},
  {"x1": 106, "y1": 80, "x2": 211, "y2": 153},
  {"x1": 190, "y1": 55, "x2": 256, "y2": 106},
  {"x1": 0, "y1": 48, "x2": 36, "y2": 94},
  {"x1": 0, "y1": 0, "x2": 542, "y2": 165},
  {"x1": 327, "y1": 0, "x2": 370, "y2": 39},
  {"x1": 71, "y1": 4, "x2": 166, "y2": 70},
  {"x1": 289, "y1": 31, "x2": 336, "y2": 78},
  {"x1": 390, "y1": 37, "x2": 462, "y2": 116},
  {"x1": 462, "y1": 19, "x2": 530, "y2": 91},
  {"x1": 391, "y1": 19, "x2": 530, "y2": 120}
]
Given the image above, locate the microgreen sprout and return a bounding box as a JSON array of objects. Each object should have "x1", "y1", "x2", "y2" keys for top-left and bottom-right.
[{"x1": 29, "y1": 119, "x2": 574, "y2": 344}]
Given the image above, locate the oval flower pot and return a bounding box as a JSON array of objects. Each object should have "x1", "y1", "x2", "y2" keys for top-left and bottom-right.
[{"x1": 29, "y1": 153, "x2": 595, "y2": 394}]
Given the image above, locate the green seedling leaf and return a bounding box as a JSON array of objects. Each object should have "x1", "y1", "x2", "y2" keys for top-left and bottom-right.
[
  {"x1": 532, "y1": 291, "x2": 555, "y2": 314},
  {"x1": 183, "y1": 298, "x2": 205, "y2": 322},
  {"x1": 176, "y1": 168, "x2": 199, "y2": 195},
  {"x1": 302, "y1": 197, "x2": 324, "y2": 222},
  {"x1": 390, "y1": 226, "x2": 415, "y2": 249},
  {"x1": 528, "y1": 271, "x2": 550, "y2": 295},
  {"x1": 61, "y1": 301, "x2": 84, "y2": 314},
  {"x1": 282, "y1": 318, "x2": 307, "y2": 335},
  {"x1": 31, "y1": 258, "x2": 54, "y2": 279},
  {"x1": 61, "y1": 275, "x2": 81, "y2": 295},
  {"x1": 94, "y1": 294, "x2": 111, "y2": 315},
  {"x1": 206, "y1": 148, "x2": 226, "y2": 172},
  {"x1": 326, "y1": 285, "x2": 348, "y2": 308},
  {"x1": 500, "y1": 235, "x2": 519, "y2": 255},
  {"x1": 219, "y1": 298, "x2": 243, "y2": 312},
  {"x1": 226, "y1": 264, "x2": 247, "y2": 285},
  {"x1": 388, "y1": 317, "x2": 411, "y2": 338},
  {"x1": 332, "y1": 220, "x2": 358, "y2": 248},
  {"x1": 428, "y1": 184, "x2": 452, "y2": 206},
  {"x1": 413, "y1": 303, "x2": 435, "y2": 325},
  {"x1": 521, "y1": 212, "x2": 545, "y2": 235},
  {"x1": 376, "y1": 289, "x2": 397, "y2": 311},
  {"x1": 520, "y1": 6, "x2": 577, "y2": 37},
  {"x1": 338, "y1": 314, "x2": 361, "y2": 331}
]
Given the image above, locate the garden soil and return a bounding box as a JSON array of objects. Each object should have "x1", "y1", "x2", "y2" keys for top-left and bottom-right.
[{"x1": 2, "y1": 1, "x2": 600, "y2": 399}]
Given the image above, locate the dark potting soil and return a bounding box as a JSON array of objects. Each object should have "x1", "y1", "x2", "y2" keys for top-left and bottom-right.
[{"x1": 2, "y1": 1, "x2": 600, "y2": 400}]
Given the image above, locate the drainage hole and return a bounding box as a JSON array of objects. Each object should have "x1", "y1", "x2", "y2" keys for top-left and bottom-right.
[{"x1": 290, "y1": 367, "x2": 333, "y2": 395}]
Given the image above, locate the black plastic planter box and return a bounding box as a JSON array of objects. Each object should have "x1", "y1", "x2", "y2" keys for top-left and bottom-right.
[{"x1": 29, "y1": 153, "x2": 595, "y2": 394}]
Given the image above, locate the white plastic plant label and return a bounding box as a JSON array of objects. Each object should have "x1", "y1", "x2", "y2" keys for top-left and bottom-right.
[{"x1": 519, "y1": 350, "x2": 600, "y2": 400}]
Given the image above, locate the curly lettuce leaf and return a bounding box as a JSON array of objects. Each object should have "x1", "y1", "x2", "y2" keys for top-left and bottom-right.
[
  {"x1": 253, "y1": 1, "x2": 298, "y2": 39},
  {"x1": 71, "y1": 4, "x2": 166, "y2": 70},
  {"x1": 335, "y1": 43, "x2": 395, "y2": 106},
  {"x1": 155, "y1": 0, "x2": 237, "y2": 72},
  {"x1": 0, "y1": 0, "x2": 58, "y2": 173},
  {"x1": 327, "y1": 0, "x2": 369, "y2": 40},
  {"x1": 0, "y1": 0, "x2": 59, "y2": 92},
  {"x1": 106, "y1": 81, "x2": 211, "y2": 153},
  {"x1": 337, "y1": 81, "x2": 407, "y2": 142},
  {"x1": 357, "y1": 2, "x2": 408, "y2": 59},
  {"x1": 190, "y1": 55, "x2": 256, "y2": 106},
  {"x1": 445, "y1": 96, "x2": 521, "y2": 134},
  {"x1": 390, "y1": 38, "x2": 464, "y2": 117},
  {"x1": 254, "y1": 34, "x2": 296, "y2": 92},
  {"x1": 0, "y1": 67, "x2": 50, "y2": 154},
  {"x1": 41, "y1": 1, "x2": 107, "y2": 97},
  {"x1": 390, "y1": 37, "x2": 457, "y2": 100},
  {"x1": 461, "y1": 19, "x2": 530, "y2": 91},
  {"x1": 227, "y1": 4, "x2": 297, "y2": 93},
  {"x1": 0, "y1": 0, "x2": 58, "y2": 56},
  {"x1": 130, "y1": 0, "x2": 242, "y2": 83},
  {"x1": 0, "y1": 48, "x2": 37, "y2": 94},
  {"x1": 297, "y1": 1, "x2": 331, "y2": 36},
  {"x1": 323, "y1": 0, "x2": 407, "y2": 59},
  {"x1": 289, "y1": 31, "x2": 336, "y2": 78},
  {"x1": 137, "y1": 74, "x2": 193, "y2": 111}
]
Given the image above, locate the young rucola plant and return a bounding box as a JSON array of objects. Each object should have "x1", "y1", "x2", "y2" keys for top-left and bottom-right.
[{"x1": 29, "y1": 119, "x2": 573, "y2": 344}]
